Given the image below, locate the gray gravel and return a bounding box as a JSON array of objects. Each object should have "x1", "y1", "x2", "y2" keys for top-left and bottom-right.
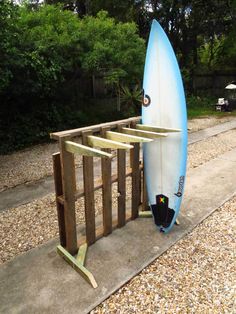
[
  {"x1": 0, "y1": 117, "x2": 236, "y2": 313},
  {"x1": 1, "y1": 128, "x2": 236, "y2": 265},
  {"x1": 91, "y1": 196, "x2": 236, "y2": 314}
]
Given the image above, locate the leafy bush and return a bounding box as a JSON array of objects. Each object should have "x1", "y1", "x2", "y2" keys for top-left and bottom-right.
[{"x1": 0, "y1": 2, "x2": 145, "y2": 154}]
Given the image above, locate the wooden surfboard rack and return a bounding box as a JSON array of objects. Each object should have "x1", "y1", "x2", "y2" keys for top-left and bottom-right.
[{"x1": 50, "y1": 116, "x2": 177, "y2": 288}]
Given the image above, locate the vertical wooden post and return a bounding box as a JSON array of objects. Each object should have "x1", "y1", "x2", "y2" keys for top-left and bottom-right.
[
  {"x1": 82, "y1": 130, "x2": 96, "y2": 246},
  {"x1": 117, "y1": 124, "x2": 126, "y2": 227},
  {"x1": 142, "y1": 168, "x2": 149, "y2": 211},
  {"x1": 101, "y1": 127, "x2": 112, "y2": 236},
  {"x1": 53, "y1": 152, "x2": 66, "y2": 247},
  {"x1": 130, "y1": 121, "x2": 140, "y2": 220},
  {"x1": 59, "y1": 137, "x2": 78, "y2": 255}
]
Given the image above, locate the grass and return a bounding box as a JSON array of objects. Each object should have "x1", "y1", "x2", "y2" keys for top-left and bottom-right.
[{"x1": 187, "y1": 95, "x2": 236, "y2": 119}]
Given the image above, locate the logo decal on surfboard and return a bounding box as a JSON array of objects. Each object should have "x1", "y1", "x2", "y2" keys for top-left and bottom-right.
[
  {"x1": 175, "y1": 176, "x2": 185, "y2": 197},
  {"x1": 142, "y1": 89, "x2": 151, "y2": 107}
]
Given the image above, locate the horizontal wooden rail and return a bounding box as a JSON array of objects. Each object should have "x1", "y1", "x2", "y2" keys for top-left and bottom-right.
[
  {"x1": 65, "y1": 141, "x2": 113, "y2": 158},
  {"x1": 77, "y1": 211, "x2": 134, "y2": 247},
  {"x1": 106, "y1": 131, "x2": 153, "y2": 143},
  {"x1": 56, "y1": 166, "x2": 143, "y2": 205},
  {"x1": 136, "y1": 124, "x2": 181, "y2": 133},
  {"x1": 50, "y1": 116, "x2": 141, "y2": 140},
  {"x1": 122, "y1": 127, "x2": 168, "y2": 139},
  {"x1": 88, "y1": 135, "x2": 133, "y2": 149}
]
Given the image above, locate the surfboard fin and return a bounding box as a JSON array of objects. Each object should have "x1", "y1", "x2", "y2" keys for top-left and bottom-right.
[{"x1": 151, "y1": 194, "x2": 175, "y2": 228}]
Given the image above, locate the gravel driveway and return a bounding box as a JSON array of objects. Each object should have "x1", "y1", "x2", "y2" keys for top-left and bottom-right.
[{"x1": 0, "y1": 115, "x2": 235, "y2": 313}]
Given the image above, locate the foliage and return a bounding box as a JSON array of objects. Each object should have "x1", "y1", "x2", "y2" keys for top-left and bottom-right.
[
  {"x1": 0, "y1": 3, "x2": 145, "y2": 153},
  {"x1": 120, "y1": 84, "x2": 142, "y2": 115},
  {"x1": 77, "y1": 11, "x2": 145, "y2": 85},
  {"x1": 187, "y1": 94, "x2": 216, "y2": 119},
  {"x1": 1, "y1": 0, "x2": 236, "y2": 153}
]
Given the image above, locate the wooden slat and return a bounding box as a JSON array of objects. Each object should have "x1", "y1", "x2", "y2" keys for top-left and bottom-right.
[
  {"x1": 88, "y1": 135, "x2": 133, "y2": 149},
  {"x1": 53, "y1": 152, "x2": 66, "y2": 247},
  {"x1": 142, "y1": 168, "x2": 149, "y2": 211},
  {"x1": 57, "y1": 166, "x2": 143, "y2": 204},
  {"x1": 106, "y1": 131, "x2": 153, "y2": 143},
  {"x1": 82, "y1": 131, "x2": 96, "y2": 246},
  {"x1": 57, "y1": 245, "x2": 97, "y2": 288},
  {"x1": 130, "y1": 122, "x2": 141, "y2": 220},
  {"x1": 117, "y1": 124, "x2": 126, "y2": 228},
  {"x1": 139, "y1": 211, "x2": 152, "y2": 218},
  {"x1": 59, "y1": 137, "x2": 78, "y2": 255},
  {"x1": 77, "y1": 211, "x2": 134, "y2": 247},
  {"x1": 122, "y1": 127, "x2": 168, "y2": 139},
  {"x1": 101, "y1": 127, "x2": 112, "y2": 236},
  {"x1": 50, "y1": 116, "x2": 141, "y2": 140},
  {"x1": 136, "y1": 124, "x2": 181, "y2": 133},
  {"x1": 76, "y1": 243, "x2": 88, "y2": 266},
  {"x1": 65, "y1": 141, "x2": 112, "y2": 158}
]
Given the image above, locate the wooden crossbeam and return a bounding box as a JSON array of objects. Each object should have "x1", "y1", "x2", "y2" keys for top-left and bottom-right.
[
  {"x1": 136, "y1": 124, "x2": 181, "y2": 133},
  {"x1": 65, "y1": 141, "x2": 112, "y2": 158},
  {"x1": 57, "y1": 245, "x2": 98, "y2": 288},
  {"x1": 122, "y1": 127, "x2": 168, "y2": 139},
  {"x1": 106, "y1": 131, "x2": 153, "y2": 143},
  {"x1": 88, "y1": 135, "x2": 133, "y2": 149}
]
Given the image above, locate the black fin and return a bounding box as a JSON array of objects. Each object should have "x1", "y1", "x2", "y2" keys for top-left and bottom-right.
[{"x1": 151, "y1": 194, "x2": 175, "y2": 228}]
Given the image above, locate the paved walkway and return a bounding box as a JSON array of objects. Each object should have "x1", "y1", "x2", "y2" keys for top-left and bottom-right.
[
  {"x1": 1, "y1": 119, "x2": 236, "y2": 212},
  {"x1": 0, "y1": 147, "x2": 236, "y2": 314}
]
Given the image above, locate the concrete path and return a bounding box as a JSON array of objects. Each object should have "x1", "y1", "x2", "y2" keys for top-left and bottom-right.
[
  {"x1": 0, "y1": 148, "x2": 236, "y2": 314},
  {"x1": 1, "y1": 118, "x2": 236, "y2": 212}
]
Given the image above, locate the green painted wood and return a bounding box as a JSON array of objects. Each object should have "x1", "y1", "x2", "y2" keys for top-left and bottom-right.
[
  {"x1": 65, "y1": 141, "x2": 112, "y2": 158},
  {"x1": 139, "y1": 211, "x2": 152, "y2": 218},
  {"x1": 122, "y1": 127, "x2": 168, "y2": 139},
  {"x1": 136, "y1": 123, "x2": 181, "y2": 133},
  {"x1": 88, "y1": 135, "x2": 133, "y2": 149},
  {"x1": 76, "y1": 243, "x2": 88, "y2": 266},
  {"x1": 106, "y1": 131, "x2": 153, "y2": 143},
  {"x1": 57, "y1": 245, "x2": 98, "y2": 288}
]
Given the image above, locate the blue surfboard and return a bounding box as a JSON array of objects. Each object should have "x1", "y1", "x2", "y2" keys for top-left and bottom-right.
[{"x1": 141, "y1": 20, "x2": 188, "y2": 232}]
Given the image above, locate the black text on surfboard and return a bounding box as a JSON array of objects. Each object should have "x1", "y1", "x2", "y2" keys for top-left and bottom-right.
[{"x1": 175, "y1": 176, "x2": 185, "y2": 197}]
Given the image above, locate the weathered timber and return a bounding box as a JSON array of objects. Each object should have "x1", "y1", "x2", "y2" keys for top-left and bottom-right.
[
  {"x1": 136, "y1": 123, "x2": 181, "y2": 133},
  {"x1": 101, "y1": 127, "x2": 112, "y2": 236},
  {"x1": 87, "y1": 135, "x2": 133, "y2": 149},
  {"x1": 56, "y1": 166, "x2": 143, "y2": 204},
  {"x1": 130, "y1": 122, "x2": 141, "y2": 220},
  {"x1": 53, "y1": 153, "x2": 66, "y2": 247},
  {"x1": 175, "y1": 218, "x2": 180, "y2": 225},
  {"x1": 59, "y1": 137, "x2": 78, "y2": 255},
  {"x1": 122, "y1": 127, "x2": 168, "y2": 139},
  {"x1": 77, "y1": 211, "x2": 134, "y2": 247},
  {"x1": 57, "y1": 245, "x2": 98, "y2": 288},
  {"x1": 117, "y1": 124, "x2": 126, "y2": 227},
  {"x1": 65, "y1": 141, "x2": 112, "y2": 158},
  {"x1": 139, "y1": 211, "x2": 153, "y2": 218},
  {"x1": 142, "y1": 170, "x2": 149, "y2": 211},
  {"x1": 76, "y1": 243, "x2": 88, "y2": 266},
  {"x1": 50, "y1": 116, "x2": 141, "y2": 140},
  {"x1": 106, "y1": 131, "x2": 153, "y2": 143},
  {"x1": 82, "y1": 131, "x2": 96, "y2": 245}
]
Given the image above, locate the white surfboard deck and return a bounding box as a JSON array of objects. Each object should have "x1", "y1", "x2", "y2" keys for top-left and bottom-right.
[{"x1": 142, "y1": 20, "x2": 187, "y2": 233}]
